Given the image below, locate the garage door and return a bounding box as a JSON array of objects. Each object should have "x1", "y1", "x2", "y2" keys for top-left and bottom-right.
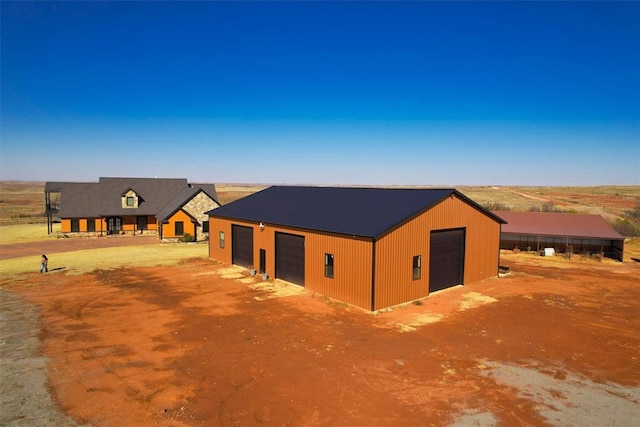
[
  {"x1": 429, "y1": 228, "x2": 465, "y2": 293},
  {"x1": 275, "y1": 232, "x2": 305, "y2": 286},
  {"x1": 232, "y1": 225, "x2": 254, "y2": 268}
]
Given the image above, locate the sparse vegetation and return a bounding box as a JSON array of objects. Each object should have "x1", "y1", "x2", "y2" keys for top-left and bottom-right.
[
  {"x1": 612, "y1": 198, "x2": 640, "y2": 237},
  {"x1": 482, "y1": 202, "x2": 511, "y2": 211},
  {"x1": 528, "y1": 202, "x2": 564, "y2": 213}
]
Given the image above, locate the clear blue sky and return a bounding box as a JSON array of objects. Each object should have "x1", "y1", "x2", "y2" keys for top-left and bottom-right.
[{"x1": 1, "y1": 1, "x2": 639, "y2": 185}]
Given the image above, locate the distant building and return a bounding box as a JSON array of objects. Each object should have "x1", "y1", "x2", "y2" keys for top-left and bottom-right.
[
  {"x1": 45, "y1": 177, "x2": 220, "y2": 241},
  {"x1": 208, "y1": 186, "x2": 506, "y2": 311},
  {"x1": 495, "y1": 211, "x2": 625, "y2": 261}
]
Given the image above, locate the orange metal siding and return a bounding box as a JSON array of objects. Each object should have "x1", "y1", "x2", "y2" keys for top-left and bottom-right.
[
  {"x1": 60, "y1": 219, "x2": 71, "y2": 233},
  {"x1": 209, "y1": 218, "x2": 374, "y2": 310},
  {"x1": 374, "y1": 194, "x2": 501, "y2": 310},
  {"x1": 305, "y1": 232, "x2": 372, "y2": 310},
  {"x1": 209, "y1": 218, "x2": 233, "y2": 265}
]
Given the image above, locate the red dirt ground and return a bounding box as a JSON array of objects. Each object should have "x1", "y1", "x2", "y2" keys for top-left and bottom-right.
[
  {"x1": 3, "y1": 251, "x2": 640, "y2": 426},
  {"x1": 0, "y1": 235, "x2": 159, "y2": 260}
]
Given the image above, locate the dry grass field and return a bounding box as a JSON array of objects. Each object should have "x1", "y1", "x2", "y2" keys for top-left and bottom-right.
[{"x1": 1, "y1": 180, "x2": 638, "y2": 223}]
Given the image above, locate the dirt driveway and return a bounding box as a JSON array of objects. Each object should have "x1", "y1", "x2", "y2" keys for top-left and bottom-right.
[
  {"x1": 0, "y1": 235, "x2": 159, "y2": 260},
  {"x1": 1, "y1": 253, "x2": 639, "y2": 426}
]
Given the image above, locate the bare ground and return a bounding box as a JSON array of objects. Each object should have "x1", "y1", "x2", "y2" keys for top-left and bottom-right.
[{"x1": 1, "y1": 241, "x2": 639, "y2": 426}]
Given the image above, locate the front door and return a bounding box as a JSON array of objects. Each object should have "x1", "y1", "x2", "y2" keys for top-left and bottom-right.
[{"x1": 107, "y1": 217, "x2": 122, "y2": 234}]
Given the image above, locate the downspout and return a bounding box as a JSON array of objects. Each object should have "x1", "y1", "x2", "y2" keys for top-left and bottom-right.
[{"x1": 370, "y1": 238, "x2": 377, "y2": 312}]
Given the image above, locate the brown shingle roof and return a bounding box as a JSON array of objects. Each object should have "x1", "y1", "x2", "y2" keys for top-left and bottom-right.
[
  {"x1": 49, "y1": 177, "x2": 217, "y2": 219},
  {"x1": 495, "y1": 211, "x2": 625, "y2": 240},
  {"x1": 156, "y1": 185, "x2": 220, "y2": 222}
]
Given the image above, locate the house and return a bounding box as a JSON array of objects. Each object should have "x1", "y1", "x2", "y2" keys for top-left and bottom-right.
[
  {"x1": 495, "y1": 211, "x2": 625, "y2": 261},
  {"x1": 45, "y1": 177, "x2": 220, "y2": 241},
  {"x1": 207, "y1": 186, "x2": 506, "y2": 311}
]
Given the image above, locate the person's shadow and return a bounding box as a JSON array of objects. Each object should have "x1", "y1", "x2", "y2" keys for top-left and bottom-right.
[{"x1": 49, "y1": 267, "x2": 66, "y2": 272}]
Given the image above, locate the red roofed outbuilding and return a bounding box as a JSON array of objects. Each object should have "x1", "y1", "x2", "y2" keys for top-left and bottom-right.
[{"x1": 495, "y1": 211, "x2": 625, "y2": 261}]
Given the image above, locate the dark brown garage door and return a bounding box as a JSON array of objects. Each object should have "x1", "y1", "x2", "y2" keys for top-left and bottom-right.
[
  {"x1": 275, "y1": 232, "x2": 305, "y2": 286},
  {"x1": 429, "y1": 228, "x2": 465, "y2": 293},
  {"x1": 232, "y1": 225, "x2": 254, "y2": 269}
]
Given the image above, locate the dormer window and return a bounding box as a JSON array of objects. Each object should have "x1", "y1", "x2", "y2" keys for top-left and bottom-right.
[{"x1": 121, "y1": 189, "x2": 141, "y2": 208}]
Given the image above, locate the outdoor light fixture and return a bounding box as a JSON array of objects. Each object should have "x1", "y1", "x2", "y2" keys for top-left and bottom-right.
[{"x1": 259, "y1": 222, "x2": 265, "y2": 231}]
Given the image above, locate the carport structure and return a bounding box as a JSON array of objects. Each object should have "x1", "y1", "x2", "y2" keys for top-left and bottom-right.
[
  {"x1": 208, "y1": 186, "x2": 505, "y2": 311},
  {"x1": 495, "y1": 211, "x2": 625, "y2": 261}
]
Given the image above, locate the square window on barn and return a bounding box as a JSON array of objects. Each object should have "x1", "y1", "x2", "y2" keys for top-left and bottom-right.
[
  {"x1": 219, "y1": 231, "x2": 225, "y2": 248},
  {"x1": 412, "y1": 255, "x2": 421, "y2": 280},
  {"x1": 324, "y1": 253, "x2": 334, "y2": 278},
  {"x1": 175, "y1": 221, "x2": 184, "y2": 236},
  {"x1": 203, "y1": 220, "x2": 209, "y2": 233}
]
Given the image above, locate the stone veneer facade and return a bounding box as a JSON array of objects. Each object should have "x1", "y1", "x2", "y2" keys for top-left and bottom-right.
[{"x1": 182, "y1": 191, "x2": 220, "y2": 241}]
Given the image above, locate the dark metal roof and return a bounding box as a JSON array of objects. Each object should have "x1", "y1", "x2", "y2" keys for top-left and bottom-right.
[
  {"x1": 208, "y1": 186, "x2": 505, "y2": 239},
  {"x1": 49, "y1": 177, "x2": 217, "y2": 219},
  {"x1": 495, "y1": 211, "x2": 625, "y2": 240}
]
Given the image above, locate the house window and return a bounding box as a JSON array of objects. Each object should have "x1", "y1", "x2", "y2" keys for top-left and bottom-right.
[
  {"x1": 412, "y1": 255, "x2": 421, "y2": 280},
  {"x1": 324, "y1": 253, "x2": 334, "y2": 278},
  {"x1": 219, "y1": 231, "x2": 225, "y2": 248},
  {"x1": 203, "y1": 220, "x2": 209, "y2": 233},
  {"x1": 71, "y1": 219, "x2": 80, "y2": 232},
  {"x1": 137, "y1": 216, "x2": 148, "y2": 231},
  {"x1": 126, "y1": 196, "x2": 135, "y2": 207},
  {"x1": 175, "y1": 221, "x2": 184, "y2": 236},
  {"x1": 87, "y1": 219, "x2": 95, "y2": 232}
]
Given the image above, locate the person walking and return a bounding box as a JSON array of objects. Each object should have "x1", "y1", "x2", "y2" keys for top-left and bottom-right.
[{"x1": 40, "y1": 254, "x2": 48, "y2": 273}]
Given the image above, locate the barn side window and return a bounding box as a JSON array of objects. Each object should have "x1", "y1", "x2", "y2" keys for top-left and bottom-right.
[
  {"x1": 324, "y1": 253, "x2": 334, "y2": 278},
  {"x1": 412, "y1": 255, "x2": 421, "y2": 280},
  {"x1": 203, "y1": 220, "x2": 209, "y2": 233},
  {"x1": 126, "y1": 196, "x2": 135, "y2": 206},
  {"x1": 219, "y1": 231, "x2": 225, "y2": 248}
]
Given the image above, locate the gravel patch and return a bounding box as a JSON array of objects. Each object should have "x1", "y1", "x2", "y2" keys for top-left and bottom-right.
[
  {"x1": 479, "y1": 360, "x2": 640, "y2": 427},
  {"x1": 0, "y1": 290, "x2": 81, "y2": 426}
]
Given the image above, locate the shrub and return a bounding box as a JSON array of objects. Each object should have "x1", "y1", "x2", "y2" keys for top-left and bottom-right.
[
  {"x1": 612, "y1": 219, "x2": 640, "y2": 237},
  {"x1": 181, "y1": 233, "x2": 194, "y2": 242},
  {"x1": 529, "y1": 202, "x2": 563, "y2": 213},
  {"x1": 482, "y1": 202, "x2": 511, "y2": 211}
]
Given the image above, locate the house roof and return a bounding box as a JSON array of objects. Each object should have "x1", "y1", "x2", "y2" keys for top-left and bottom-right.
[
  {"x1": 156, "y1": 185, "x2": 220, "y2": 222},
  {"x1": 49, "y1": 177, "x2": 218, "y2": 219},
  {"x1": 495, "y1": 211, "x2": 625, "y2": 240},
  {"x1": 208, "y1": 186, "x2": 505, "y2": 239}
]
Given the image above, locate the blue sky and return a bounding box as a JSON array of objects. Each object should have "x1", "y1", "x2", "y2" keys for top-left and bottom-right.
[{"x1": 1, "y1": 1, "x2": 639, "y2": 185}]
